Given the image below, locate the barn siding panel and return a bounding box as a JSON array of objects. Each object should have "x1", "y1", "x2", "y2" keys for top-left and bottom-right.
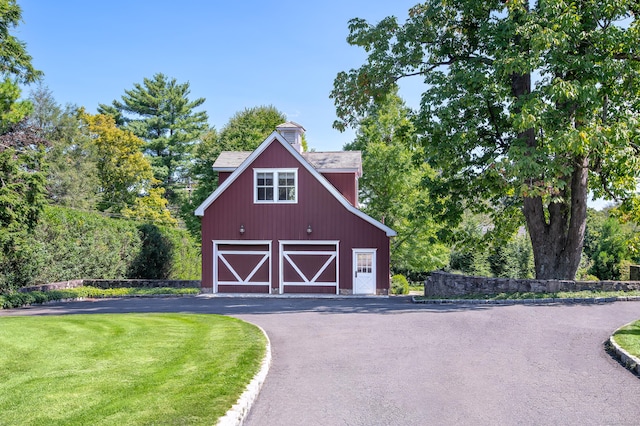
[{"x1": 322, "y1": 173, "x2": 358, "y2": 206}]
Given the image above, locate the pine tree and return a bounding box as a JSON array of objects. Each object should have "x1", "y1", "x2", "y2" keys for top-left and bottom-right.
[{"x1": 98, "y1": 73, "x2": 209, "y2": 203}]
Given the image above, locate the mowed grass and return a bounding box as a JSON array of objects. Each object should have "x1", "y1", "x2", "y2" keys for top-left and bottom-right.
[
  {"x1": 0, "y1": 313, "x2": 266, "y2": 425},
  {"x1": 612, "y1": 320, "x2": 640, "y2": 359}
]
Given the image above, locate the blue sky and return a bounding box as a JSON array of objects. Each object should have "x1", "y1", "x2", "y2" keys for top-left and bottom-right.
[{"x1": 18, "y1": 0, "x2": 420, "y2": 152}]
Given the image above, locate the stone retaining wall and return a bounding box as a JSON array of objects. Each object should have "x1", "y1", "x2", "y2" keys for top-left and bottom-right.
[
  {"x1": 425, "y1": 271, "x2": 640, "y2": 297},
  {"x1": 21, "y1": 279, "x2": 201, "y2": 292}
]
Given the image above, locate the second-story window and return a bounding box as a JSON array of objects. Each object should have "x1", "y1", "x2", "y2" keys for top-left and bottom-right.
[{"x1": 254, "y1": 169, "x2": 297, "y2": 203}]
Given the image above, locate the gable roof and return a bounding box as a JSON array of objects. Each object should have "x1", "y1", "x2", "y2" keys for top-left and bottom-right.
[
  {"x1": 195, "y1": 132, "x2": 396, "y2": 237},
  {"x1": 213, "y1": 150, "x2": 362, "y2": 175}
]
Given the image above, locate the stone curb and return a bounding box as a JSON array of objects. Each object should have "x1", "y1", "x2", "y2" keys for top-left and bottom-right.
[
  {"x1": 411, "y1": 296, "x2": 640, "y2": 305},
  {"x1": 608, "y1": 322, "x2": 640, "y2": 377},
  {"x1": 216, "y1": 324, "x2": 272, "y2": 426}
]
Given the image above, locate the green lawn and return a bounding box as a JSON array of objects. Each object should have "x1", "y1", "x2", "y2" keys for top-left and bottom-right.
[
  {"x1": 612, "y1": 320, "x2": 640, "y2": 359},
  {"x1": 0, "y1": 313, "x2": 266, "y2": 425}
]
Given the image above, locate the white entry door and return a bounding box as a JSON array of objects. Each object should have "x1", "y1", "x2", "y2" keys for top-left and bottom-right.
[{"x1": 353, "y1": 249, "x2": 376, "y2": 294}]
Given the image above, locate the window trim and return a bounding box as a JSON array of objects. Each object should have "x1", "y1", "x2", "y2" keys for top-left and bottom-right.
[{"x1": 253, "y1": 168, "x2": 298, "y2": 204}]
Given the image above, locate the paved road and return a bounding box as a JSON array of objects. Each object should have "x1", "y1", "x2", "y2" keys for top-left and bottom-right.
[{"x1": 3, "y1": 297, "x2": 640, "y2": 425}]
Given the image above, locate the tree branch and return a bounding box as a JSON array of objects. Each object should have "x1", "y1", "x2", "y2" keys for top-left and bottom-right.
[{"x1": 394, "y1": 55, "x2": 495, "y2": 82}]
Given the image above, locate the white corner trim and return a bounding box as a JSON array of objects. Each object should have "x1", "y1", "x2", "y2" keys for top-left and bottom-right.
[{"x1": 216, "y1": 324, "x2": 272, "y2": 426}]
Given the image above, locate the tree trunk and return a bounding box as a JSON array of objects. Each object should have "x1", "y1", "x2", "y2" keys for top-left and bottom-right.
[
  {"x1": 508, "y1": 1, "x2": 588, "y2": 279},
  {"x1": 522, "y1": 158, "x2": 588, "y2": 279}
]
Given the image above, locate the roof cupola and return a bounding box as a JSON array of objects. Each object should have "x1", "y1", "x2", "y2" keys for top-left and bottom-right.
[{"x1": 276, "y1": 121, "x2": 305, "y2": 153}]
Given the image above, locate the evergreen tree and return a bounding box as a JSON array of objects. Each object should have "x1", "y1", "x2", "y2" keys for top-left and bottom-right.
[
  {"x1": 0, "y1": 0, "x2": 44, "y2": 291},
  {"x1": 98, "y1": 73, "x2": 209, "y2": 202},
  {"x1": 0, "y1": 0, "x2": 42, "y2": 84}
]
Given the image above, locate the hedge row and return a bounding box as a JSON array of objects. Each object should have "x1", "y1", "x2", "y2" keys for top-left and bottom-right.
[
  {"x1": 0, "y1": 287, "x2": 200, "y2": 309},
  {"x1": 0, "y1": 206, "x2": 201, "y2": 292}
]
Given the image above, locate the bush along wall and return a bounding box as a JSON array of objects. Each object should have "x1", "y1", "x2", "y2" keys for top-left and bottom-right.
[{"x1": 0, "y1": 205, "x2": 201, "y2": 292}]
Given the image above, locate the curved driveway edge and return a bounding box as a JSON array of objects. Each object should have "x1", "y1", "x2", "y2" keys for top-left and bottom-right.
[
  {"x1": 608, "y1": 322, "x2": 640, "y2": 376},
  {"x1": 4, "y1": 297, "x2": 640, "y2": 424},
  {"x1": 217, "y1": 324, "x2": 272, "y2": 426}
]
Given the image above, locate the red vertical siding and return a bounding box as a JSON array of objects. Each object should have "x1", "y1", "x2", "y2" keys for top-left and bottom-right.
[
  {"x1": 218, "y1": 172, "x2": 231, "y2": 185},
  {"x1": 200, "y1": 138, "x2": 391, "y2": 293},
  {"x1": 322, "y1": 173, "x2": 359, "y2": 206}
]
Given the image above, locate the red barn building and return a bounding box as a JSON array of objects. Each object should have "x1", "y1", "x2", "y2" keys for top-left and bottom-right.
[{"x1": 195, "y1": 122, "x2": 396, "y2": 295}]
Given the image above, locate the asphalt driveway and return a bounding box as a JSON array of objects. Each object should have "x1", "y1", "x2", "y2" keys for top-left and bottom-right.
[{"x1": 3, "y1": 297, "x2": 640, "y2": 425}]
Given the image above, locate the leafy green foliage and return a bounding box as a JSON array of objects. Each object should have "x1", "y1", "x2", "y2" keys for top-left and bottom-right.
[
  {"x1": 332, "y1": 0, "x2": 640, "y2": 279},
  {"x1": 80, "y1": 112, "x2": 175, "y2": 224},
  {"x1": 0, "y1": 6, "x2": 45, "y2": 290},
  {"x1": 0, "y1": 118, "x2": 50, "y2": 292},
  {"x1": 0, "y1": 287, "x2": 200, "y2": 309},
  {"x1": 0, "y1": 0, "x2": 42, "y2": 83},
  {"x1": 390, "y1": 274, "x2": 409, "y2": 295},
  {"x1": 0, "y1": 78, "x2": 32, "y2": 133},
  {"x1": 28, "y1": 85, "x2": 100, "y2": 209},
  {"x1": 584, "y1": 208, "x2": 639, "y2": 280},
  {"x1": 345, "y1": 91, "x2": 449, "y2": 273},
  {"x1": 127, "y1": 224, "x2": 173, "y2": 279},
  {"x1": 447, "y1": 213, "x2": 535, "y2": 279},
  {"x1": 19, "y1": 206, "x2": 200, "y2": 290},
  {"x1": 98, "y1": 73, "x2": 209, "y2": 202},
  {"x1": 216, "y1": 105, "x2": 286, "y2": 153}
]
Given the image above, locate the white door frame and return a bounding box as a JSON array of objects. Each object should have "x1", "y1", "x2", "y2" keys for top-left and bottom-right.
[
  {"x1": 279, "y1": 240, "x2": 339, "y2": 294},
  {"x1": 352, "y1": 248, "x2": 377, "y2": 295},
  {"x1": 213, "y1": 240, "x2": 272, "y2": 293}
]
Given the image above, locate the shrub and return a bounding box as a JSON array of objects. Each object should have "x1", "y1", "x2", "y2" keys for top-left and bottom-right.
[
  {"x1": 391, "y1": 274, "x2": 409, "y2": 295},
  {"x1": 5, "y1": 205, "x2": 201, "y2": 289}
]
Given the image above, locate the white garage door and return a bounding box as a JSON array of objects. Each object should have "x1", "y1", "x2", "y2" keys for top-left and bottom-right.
[{"x1": 279, "y1": 240, "x2": 339, "y2": 294}]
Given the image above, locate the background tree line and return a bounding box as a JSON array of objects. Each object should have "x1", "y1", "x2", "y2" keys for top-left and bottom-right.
[{"x1": 2, "y1": 0, "x2": 639, "y2": 292}]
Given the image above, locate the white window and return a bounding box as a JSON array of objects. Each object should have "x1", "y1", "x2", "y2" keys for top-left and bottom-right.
[{"x1": 254, "y1": 169, "x2": 297, "y2": 203}]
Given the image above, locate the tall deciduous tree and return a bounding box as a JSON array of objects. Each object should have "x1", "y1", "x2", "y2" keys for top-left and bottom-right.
[
  {"x1": 98, "y1": 73, "x2": 209, "y2": 201},
  {"x1": 28, "y1": 85, "x2": 100, "y2": 209},
  {"x1": 345, "y1": 90, "x2": 448, "y2": 273},
  {"x1": 332, "y1": 0, "x2": 640, "y2": 279},
  {"x1": 81, "y1": 112, "x2": 176, "y2": 225}
]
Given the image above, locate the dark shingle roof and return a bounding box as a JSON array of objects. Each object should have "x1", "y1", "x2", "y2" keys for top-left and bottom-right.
[{"x1": 213, "y1": 150, "x2": 362, "y2": 174}]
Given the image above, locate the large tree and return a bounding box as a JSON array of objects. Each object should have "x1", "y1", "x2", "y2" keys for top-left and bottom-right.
[
  {"x1": 0, "y1": 0, "x2": 44, "y2": 291},
  {"x1": 28, "y1": 85, "x2": 100, "y2": 209},
  {"x1": 98, "y1": 73, "x2": 209, "y2": 202},
  {"x1": 332, "y1": 0, "x2": 640, "y2": 279},
  {"x1": 345, "y1": 90, "x2": 449, "y2": 273},
  {"x1": 81, "y1": 112, "x2": 175, "y2": 225}
]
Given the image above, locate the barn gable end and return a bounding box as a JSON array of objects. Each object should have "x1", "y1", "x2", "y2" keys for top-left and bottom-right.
[{"x1": 195, "y1": 124, "x2": 395, "y2": 295}]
